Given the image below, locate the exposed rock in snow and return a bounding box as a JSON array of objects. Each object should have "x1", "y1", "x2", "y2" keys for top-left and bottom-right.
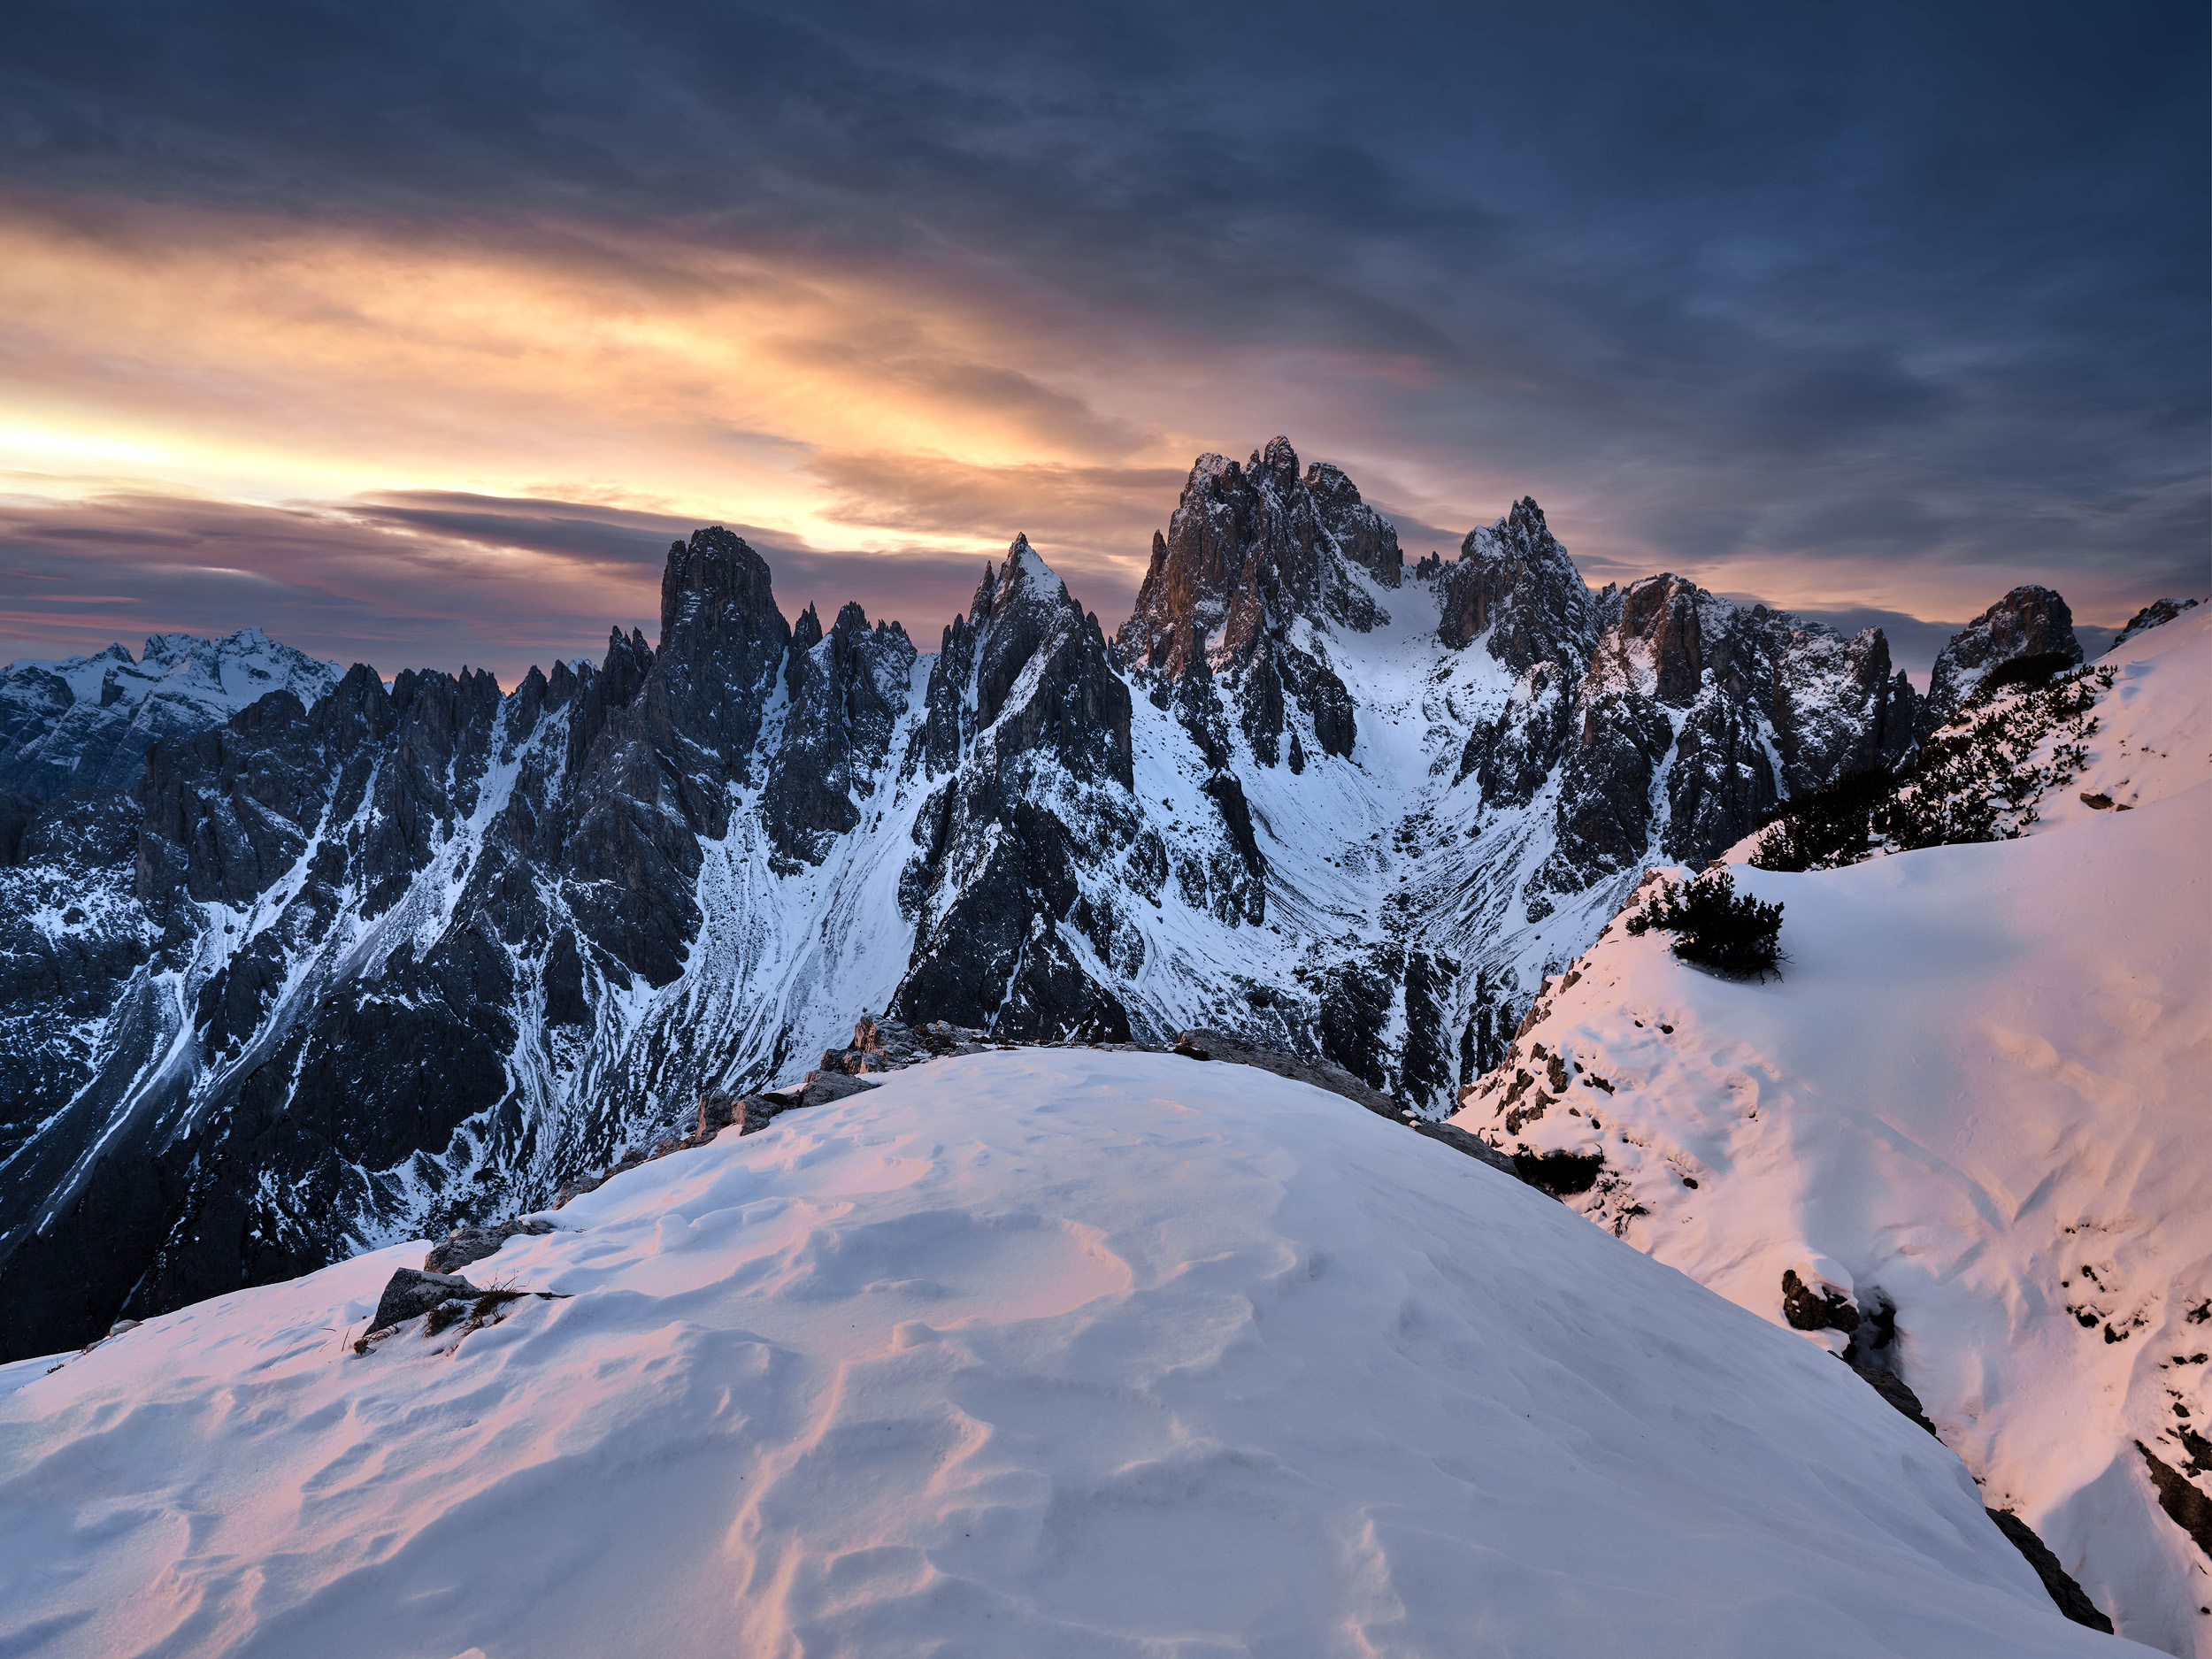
[
  {"x1": 0, "y1": 627, "x2": 342, "y2": 801},
  {"x1": 1453, "y1": 611, "x2": 2212, "y2": 1652},
  {"x1": 2115, "y1": 596, "x2": 2203, "y2": 647},
  {"x1": 366, "y1": 1266, "x2": 481, "y2": 1334},
  {"x1": 0, "y1": 1051, "x2": 2122, "y2": 1657}
]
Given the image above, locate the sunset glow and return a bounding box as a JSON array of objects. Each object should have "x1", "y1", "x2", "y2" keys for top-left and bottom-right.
[{"x1": 2, "y1": 4, "x2": 2202, "y2": 683}]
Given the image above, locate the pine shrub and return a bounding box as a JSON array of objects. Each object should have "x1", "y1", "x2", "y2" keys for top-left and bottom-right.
[{"x1": 1625, "y1": 871, "x2": 1786, "y2": 979}]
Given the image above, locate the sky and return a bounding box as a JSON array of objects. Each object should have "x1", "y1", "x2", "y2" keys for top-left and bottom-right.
[{"x1": 1, "y1": 1, "x2": 2204, "y2": 686}]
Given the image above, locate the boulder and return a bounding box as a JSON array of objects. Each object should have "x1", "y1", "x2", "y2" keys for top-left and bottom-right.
[{"x1": 368, "y1": 1269, "x2": 479, "y2": 1335}]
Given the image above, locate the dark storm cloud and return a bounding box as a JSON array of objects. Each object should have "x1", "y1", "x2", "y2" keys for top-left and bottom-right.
[{"x1": 1, "y1": 0, "x2": 2203, "y2": 652}]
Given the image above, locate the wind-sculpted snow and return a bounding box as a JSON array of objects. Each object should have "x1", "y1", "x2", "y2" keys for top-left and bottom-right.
[
  {"x1": 0, "y1": 441, "x2": 2054, "y2": 1358},
  {"x1": 1453, "y1": 614, "x2": 2212, "y2": 1652},
  {"x1": 0, "y1": 1051, "x2": 2118, "y2": 1658}
]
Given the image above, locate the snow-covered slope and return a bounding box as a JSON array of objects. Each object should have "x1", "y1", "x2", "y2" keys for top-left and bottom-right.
[
  {"x1": 1454, "y1": 612, "x2": 2212, "y2": 1652},
  {"x1": 2016, "y1": 606, "x2": 2210, "y2": 830},
  {"x1": 0, "y1": 1050, "x2": 2121, "y2": 1657},
  {"x1": 0, "y1": 628, "x2": 342, "y2": 798}
]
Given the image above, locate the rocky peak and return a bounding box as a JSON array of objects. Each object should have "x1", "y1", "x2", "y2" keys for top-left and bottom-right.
[
  {"x1": 1587, "y1": 574, "x2": 1732, "y2": 707},
  {"x1": 1922, "y1": 585, "x2": 2081, "y2": 736},
  {"x1": 1115, "y1": 440, "x2": 1399, "y2": 771},
  {"x1": 918, "y1": 535, "x2": 1129, "y2": 789},
  {"x1": 762, "y1": 600, "x2": 917, "y2": 865},
  {"x1": 0, "y1": 627, "x2": 342, "y2": 800},
  {"x1": 1437, "y1": 496, "x2": 1595, "y2": 673},
  {"x1": 649, "y1": 526, "x2": 790, "y2": 786},
  {"x1": 1117, "y1": 437, "x2": 1399, "y2": 685},
  {"x1": 1538, "y1": 578, "x2": 1919, "y2": 900}
]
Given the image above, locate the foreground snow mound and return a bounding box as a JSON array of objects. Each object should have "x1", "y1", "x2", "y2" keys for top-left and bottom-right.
[
  {"x1": 0, "y1": 1052, "x2": 2113, "y2": 1657},
  {"x1": 1456, "y1": 785, "x2": 2210, "y2": 1654}
]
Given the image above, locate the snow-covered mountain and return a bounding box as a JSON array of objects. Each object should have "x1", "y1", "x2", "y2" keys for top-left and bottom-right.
[
  {"x1": 0, "y1": 627, "x2": 342, "y2": 803},
  {"x1": 0, "y1": 441, "x2": 2058, "y2": 1362},
  {"x1": 1454, "y1": 603, "x2": 2212, "y2": 1651},
  {"x1": 0, "y1": 1048, "x2": 2124, "y2": 1657}
]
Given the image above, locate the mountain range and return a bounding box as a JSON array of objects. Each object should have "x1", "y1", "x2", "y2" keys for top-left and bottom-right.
[{"x1": 0, "y1": 439, "x2": 2088, "y2": 1363}]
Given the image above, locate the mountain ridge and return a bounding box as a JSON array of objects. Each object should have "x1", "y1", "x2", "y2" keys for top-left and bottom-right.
[{"x1": 0, "y1": 440, "x2": 2082, "y2": 1360}]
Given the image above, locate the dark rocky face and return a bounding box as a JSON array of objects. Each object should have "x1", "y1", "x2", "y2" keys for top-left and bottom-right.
[
  {"x1": 893, "y1": 536, "x2": 1141, "y2": 1038},
  {"x1": 1116, "y1": 437, "x2": 1398, "y2": 766},
  {"x1": 1437, "y1": 497, "x2": 1595, "y2": 672}
]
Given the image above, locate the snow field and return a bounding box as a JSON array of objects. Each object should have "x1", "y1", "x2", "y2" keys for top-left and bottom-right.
[{"x1": 1, "y1": 1051, "x2": 2116, "y2": 1657}]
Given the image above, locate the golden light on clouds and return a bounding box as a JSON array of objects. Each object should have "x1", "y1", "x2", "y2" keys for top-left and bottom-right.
[
  {"x1": 0, "y1": 184, "x2": 2169, "y2": 686},
  {"x1": 0, "y1": 198, "x2": 1214, "y2": 550}
]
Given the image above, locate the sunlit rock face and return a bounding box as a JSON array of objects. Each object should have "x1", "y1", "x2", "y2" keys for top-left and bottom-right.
[{"x1": 0, "y1": 443, "x2": 2002, "y2": 1358}]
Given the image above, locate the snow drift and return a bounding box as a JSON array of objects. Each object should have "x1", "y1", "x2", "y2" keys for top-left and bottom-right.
[
  {"x1": 0, "y1": 1050, "x2": 2116, "y2": 1657},
  {"x1": 1455, "y1": 608, "x2": 2212, "y2": 1652}
]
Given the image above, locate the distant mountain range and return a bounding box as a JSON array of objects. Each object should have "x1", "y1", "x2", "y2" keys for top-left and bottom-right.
[{"x1": 0, "y1": 439, "x2": 2093, "y2": 1362}]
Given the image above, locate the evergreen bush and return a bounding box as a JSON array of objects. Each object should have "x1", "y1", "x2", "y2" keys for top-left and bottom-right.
[{"x1": 1625, "y1": 871, "x2": 1786, "y2": 979}]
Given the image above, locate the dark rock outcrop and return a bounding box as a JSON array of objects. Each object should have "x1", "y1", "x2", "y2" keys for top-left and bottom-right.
[
  {"x1": 368, "y1": 1268, "x2": 480, "y2": 1335},
  {"x1": 1781, "y1": 1267, "x2": 1860, "y2": 1333},
  {"x1": 2113, "y1": 595, "x2": 2201, "y2": 645},
  {"x1": 1118, "y1": 438, "x2": 1392, "y2": 768},
  {"x1": 424, "y1": 1217, "x2": 556, "y2": 1275},
  {"x1": 1983, "y1": 1510, "x2": 2116, "y2": 1633},
  {"x1": 1921, "y1": 585, "x2": 2081, "y2": 737},
  {"x1": 1436, "y1": 497, "x2": 1594, "y2": 671},
  {"x1": 762, "y1": 602, "x2": 915, "y2": 864},
  {"x1": 892, "y1": 538, "x2": 1141, "y2": 1041},
  {"x1": 1535, "y1": 576, "x2": 1919, "y2": 896}
]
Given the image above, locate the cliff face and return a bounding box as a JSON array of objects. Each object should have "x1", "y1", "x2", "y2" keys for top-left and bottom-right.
[{"x1": 0, "y1": 447, "x2": 2062, "y2": 1358}]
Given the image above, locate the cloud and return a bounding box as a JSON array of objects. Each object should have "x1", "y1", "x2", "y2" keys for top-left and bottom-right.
[
  {"x1": 0, "y1": 0, "x2": 2198, "y2": 664},
  {"x1": 0, "y1": 489, "x2": 1021, "y2": 683}
]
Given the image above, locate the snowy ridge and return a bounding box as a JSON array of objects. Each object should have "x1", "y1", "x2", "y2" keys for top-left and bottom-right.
[
  {"x1": 1453, "y1": 612, "x2": 2212, "y2": 1651},
  {"x1": 0, "y1": 1050, "x2": 2120, "y2": 1657}
]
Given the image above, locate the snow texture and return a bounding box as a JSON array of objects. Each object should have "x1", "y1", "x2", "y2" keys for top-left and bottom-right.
[
  {"x1": 1455, "y1": 611, "x2": 2212, "y2": 1653},
  {"x1": 0, "y1": 1050, "x2": 2120, "y2": 1658}
]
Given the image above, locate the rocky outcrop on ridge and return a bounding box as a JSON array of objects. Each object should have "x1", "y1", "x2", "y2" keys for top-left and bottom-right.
[
  {"x1": 893, "y1": 536, "x2": 1143, "y2": 1038},
  {"x1": 2113, "y1": 595, "x2": 2202, "y2": 646},
  {"x1": 1117, "y1": 437, "x2": 1395, "y2": 768},
  {"x1": 1919, "y1": 584, "x2": 2081, "y2": 737},
  {"x1": 1537, "y1": 575, "x2": 1919, "y2": 898}
]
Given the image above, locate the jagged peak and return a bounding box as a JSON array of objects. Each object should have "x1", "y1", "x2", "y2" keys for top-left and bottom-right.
[
  {"x1": 1006, "y1": 530, "x2": 1059, "y2": 583},
  {"x1": 1921, "y1": 583, "x2": 2080, "y2": 735},
  {"x1": 793, "y1": 603, "x2": 825, "y2": 651},
  {"x1": 1440, "y1": 496, "x2": 1594, "y2": 668},
  {"x1": 1254, "y1": 434, "x2": 1301, "y2": 480},
  {"x1": 2115, "y1": 595, "x2": 2202, "y2": 645},
  {"x1": 658, "y1": 526, "x2": 787, "y2": 660}
]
